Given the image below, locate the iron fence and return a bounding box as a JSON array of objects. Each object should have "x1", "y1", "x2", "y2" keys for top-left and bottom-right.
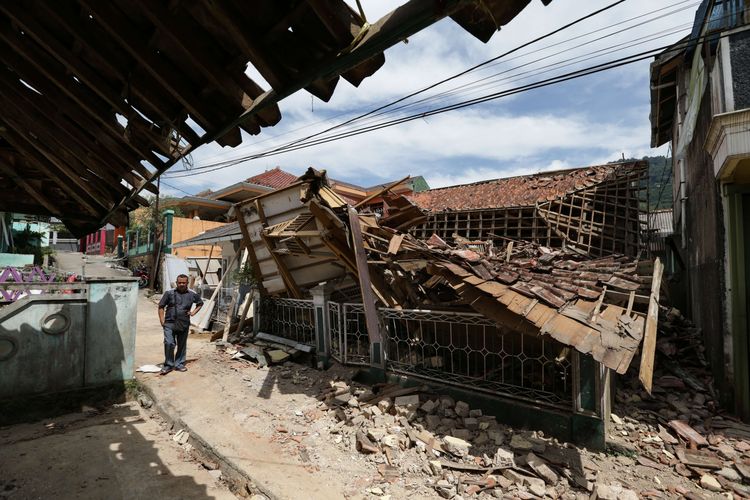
[
  {"x1": 380, "y1": 307, "x2": 573, "y2": 409},
  {"x1": 328, "y1": 301, "x2": 343, "y2": 362},
  {"x1": 342, "y1": 303, "x2": 371, "y2": 365},
  {"x1": 210, "y1": 286, "x2": 237, "y2": 327},
  {"x1": 259, "y1": 297, "x2": 575, "y2": 410},
  {"x1": 260, "y1": 297, "x2": 316, "y2": 347}
]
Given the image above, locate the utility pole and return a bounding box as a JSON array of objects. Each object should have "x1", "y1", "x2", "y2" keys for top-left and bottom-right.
[{"x1": 148, "y1": 177, "x2": 161, "y2": 291}]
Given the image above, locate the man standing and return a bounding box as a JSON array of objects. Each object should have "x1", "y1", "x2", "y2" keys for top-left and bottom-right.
[{"x1": 158, "y1": 274, "x2": 203, "y2": 375}]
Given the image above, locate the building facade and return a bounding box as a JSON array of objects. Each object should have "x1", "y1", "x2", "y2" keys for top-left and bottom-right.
[{"x1": 649, "y1": 0, "x2": 750, "y2": 419}]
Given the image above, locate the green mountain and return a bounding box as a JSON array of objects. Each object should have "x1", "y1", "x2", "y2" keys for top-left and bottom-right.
[{"x1": 644, "y1": 155, "x2": 673, "y2": 210}]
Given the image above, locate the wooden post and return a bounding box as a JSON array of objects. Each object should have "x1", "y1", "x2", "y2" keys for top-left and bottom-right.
[
  {"x1": 347, "y1": 208, "x2": 384, "y2": 366},
  {"x1": 639, "y1": 257, "x2": 663, "y2": 394},
  {"x1": 235, "y1": 206, "x2": 267, "y2": 296}
]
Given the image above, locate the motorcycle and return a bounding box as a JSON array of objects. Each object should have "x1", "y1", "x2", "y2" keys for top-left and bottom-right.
[{"x1": 133, "y1": 265, "x2": 150, "y2": 289}]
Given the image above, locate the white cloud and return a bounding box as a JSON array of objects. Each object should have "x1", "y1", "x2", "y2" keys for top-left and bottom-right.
[{"x1": 163, "y1": 0, "x2": 697, "y2": 196}]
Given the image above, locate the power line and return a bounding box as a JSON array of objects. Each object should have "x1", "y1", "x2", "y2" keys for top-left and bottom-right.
[
  {"x1": 165, "y1": 0, "x2": 631, "y2": 174},
  {"x1": 163, "y1": 5, "x2": 720, "y2": 182},
  {"x1": 164, "y1": 47, "x2": 668, "y2": 179}
]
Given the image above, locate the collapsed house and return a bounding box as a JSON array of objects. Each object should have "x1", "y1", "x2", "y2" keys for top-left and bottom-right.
[
  {"x1": 231, "y1": 168, "x2": 661, "y2": 447},
  {"x1": 410, "y1": 161, "x2": 648, "y2": 257}
]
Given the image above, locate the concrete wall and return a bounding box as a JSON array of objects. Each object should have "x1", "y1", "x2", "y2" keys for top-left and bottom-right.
[
  {"x1": 0, "y1": 278, "x2": 138, "y2": 399},
  {"x1": 171, "y1": 218, "x2": 226, "y2": 258},
  {"x1": 85, "y1": 278, "x2": 138, "y2": 386},
  {"x1": 682, "y1": 95, "x2": 730, "y2": 401},
  {"x1": 731, "y1": 29, "x2": 750, "y2": 109}
]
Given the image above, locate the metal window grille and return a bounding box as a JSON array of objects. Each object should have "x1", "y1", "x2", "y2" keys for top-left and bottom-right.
[
  {"x1": 342, "y1": 303, "x2": 371, "y2": 365},
  {"x1": 380, "y1": 307, "x2": 573, "y2": 409},
  {"x1": 328, "y1": 301, "x2": 343, "y2": 362},
  {"x1": 210, "y1": 286, "x2": 236, "y2": 326},
  {"x1": 261, "y1": 297, "x2": 315, "y2": 347}
]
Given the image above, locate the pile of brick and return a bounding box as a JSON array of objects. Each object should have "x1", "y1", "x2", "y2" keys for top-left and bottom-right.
[{"x1": 318, "y1": 381, "x2": 624, "y2": 499}]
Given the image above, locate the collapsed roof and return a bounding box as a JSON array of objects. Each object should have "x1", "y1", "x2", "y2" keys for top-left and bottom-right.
[
  {"x1": 0, "y1": 0, "x2": 552, "y2": 236},
  {"x1": 233, "y1": 169, "x2": 661, "y2": 379}
]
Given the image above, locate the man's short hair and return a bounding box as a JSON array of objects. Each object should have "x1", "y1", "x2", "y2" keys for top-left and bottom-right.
[{"x1": 176, "y1": 274, "x2": 189, "y2": 282}]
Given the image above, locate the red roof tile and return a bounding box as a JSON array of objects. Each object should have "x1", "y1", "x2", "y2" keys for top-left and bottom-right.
[
  {"x1": 246, "y1": 167, "x2": 298, "y2": 189},
  {"x1": 409, "y1": 162, "x2": 643, "y2": 212}
]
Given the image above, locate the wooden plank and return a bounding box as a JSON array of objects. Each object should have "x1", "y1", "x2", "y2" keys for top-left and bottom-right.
[
  {"x1": 668, "y1": 420, "x2": 708, "y2": 448},
  {"x1": 639, "y1": 257, "x2": 663, "y2": 394},
  {"x1": 255, "y1": 199, "x2": 302, "y2": 299},
  {"x1": 348, "y1": 208, "x2": 384, "y2": 347},
  {"x1": 236, "y1": 208, "x2": 267, "y2": 296},
  {"x1": 0, "y1": 162, "x2": 58, "y2": 215},
  {"x1": 387, "y1": 234, "x2": 404, "y2": 255},
  {"x1": 354, "y1": 175, "x2": 410, "y2": 209},
  {"x1": 0, "y1": 121, "x2": 103, "y2": 216}
]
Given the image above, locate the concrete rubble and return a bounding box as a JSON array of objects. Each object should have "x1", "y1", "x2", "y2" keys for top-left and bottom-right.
[{"x1": 316, "y1": 380, "x2": 607, "y2": 499}]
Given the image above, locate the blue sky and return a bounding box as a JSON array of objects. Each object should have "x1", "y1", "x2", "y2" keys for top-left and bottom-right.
[{"x1": 160, "y1": 0, "x2": 698, "y2": 195}]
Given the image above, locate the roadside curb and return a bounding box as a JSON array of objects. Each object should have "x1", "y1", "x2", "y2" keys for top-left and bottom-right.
[{"x1": 135, "y1": 377, "x2": 278, "y2": 500}]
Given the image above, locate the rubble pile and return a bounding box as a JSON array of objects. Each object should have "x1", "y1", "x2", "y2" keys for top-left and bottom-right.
[
  {"x1": 364, "y1": 222, "x2": 651, "y2": 312},
  {"x1": 317, "y1": 381, "x2": 627, "y2": 500},
  {"x1": 609, "y1": 308, "x2": 750, "y2": 498}
]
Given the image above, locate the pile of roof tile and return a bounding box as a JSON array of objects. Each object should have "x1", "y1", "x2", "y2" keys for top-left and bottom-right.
[{"x1": 358, "y1": 203, "x2": 657, "y2": 375}]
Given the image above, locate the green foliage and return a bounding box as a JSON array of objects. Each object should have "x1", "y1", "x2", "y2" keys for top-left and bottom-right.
[
  {"x1": 128, "y1": 196, "x2": 184, "y2": 232},
  {"x1": 608, "y1": 155, "x2": 673, "y2": 210},
  {"x1": 645, "y1": 156, "x2": 673, "y2": 210},
  {"x1": 231, "y1": 260, "x2": 257, "y2": 286},
  {"x1": 10, "y1": 226, "x2": 53, "y2": 265}
]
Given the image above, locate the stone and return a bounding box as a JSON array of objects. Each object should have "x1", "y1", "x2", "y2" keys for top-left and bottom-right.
[
  {"x1": 735, "y1": 440, "x2": 750, "y2": 452},
  {"x1": 440, "y1": 417, "x2": 457, "y2": 429},
  {"x1": 525, "y1": 477, "x2": 546, "y2": 497},
  {"x1": 369, "y1": 487, "x2": 384, "y2": 495},
  {"x1": 381, "y1": 434, "x2": 400, "y2": 449},
  {"x1": 463, "y1": 418, "x2": 479, "y2": 431},
  {"x1": 443, "y1": 436, "x2": 472, "y2": 456},
  {"x1": 138, "y1": 394, "x2": 153, "y2": 409},
  {"x1": 699, "y1": 474, "x2": 722, "y2": 492},
  {"x1": 473, "y1": 432, "x2": 489, "y2": 446},
  {"x1": 494, "y1": 447, "x2": 514, "y2": 467},
  {"x1": 716, "y1": 467, "x2": 741, "y2": 482},
  {"x1": 368, "y1": 428, "x2": 387, "y2": 442},
  {"x1": 435, "y1": 480, "x2": 455, "y2": 499},
  {"x1": 510, "y1": 435, "x2": 533, "y2": 451},
  {"x1": 208, "y1": 470, "x2": 222, "y2": 480},
  {"x1": 525, "y1": 452, "x2": 559, "y2": 485},
  {"x1": 488, "y1": 430, "x2": 505, "y2": 445},
  {"x1": 468, "y1": 409, "x2": 483, "y2": 418},
  {"x1": 378, "y1": 399, "x2": 392, "y2": 414},
  {"x1": 420, "y1": 400, "x2": 438, "y2": 414},
  {"x1": 618, "y1": 489, "x2": 639, "y2": 500},
  {"x1": 593, "y1": 483, "x2": 620, "y2": 500},
  {"x1": 717, "y1": 443, "x2": 738, "y2": 460},
  {"x1": 429, "y1": 460, "x2": 443, "y2": 476},
  {"x1": 425, "y1": 415, "x2": 442, "y2": 429},
  {"x1": 493, "y1": 475, "x2": 512, "y2": 489},
  {"x1": 439, "y1": 396, "x2": 455, "y2": 410},
  {"x1": 455, "y1": 401, "x2": 470, "y2": 418},
  {"x1": 611, "y1": 413, "x2": 623, "y2": 425},
  {"x1": 394, "y1": 395, "x2": 420, "y2": 407},
  {"x1": 502, "y1": 469, "x2": 526, "y2": 486},
  {"x1": 736, "y1": 462, "x2": 750, "y2": 480},
  {"x1": 452, "y1": 428, "x2": 472, "y2": 441},
  {"x1": 370, "y1": 406, "x2": 383, "y2": 417}
]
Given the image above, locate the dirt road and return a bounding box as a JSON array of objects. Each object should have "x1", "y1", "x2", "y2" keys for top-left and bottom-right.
[{"x1": 0, "y1": 402, "x2": 236, "y2": 500}]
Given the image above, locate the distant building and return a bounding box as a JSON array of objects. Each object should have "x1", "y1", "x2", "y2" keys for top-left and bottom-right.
[{"x1": 649, "y1": 0, "x2": 750, "y2": 419}]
